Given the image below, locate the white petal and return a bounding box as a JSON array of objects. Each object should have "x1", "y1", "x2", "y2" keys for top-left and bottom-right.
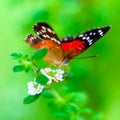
[
  {"x1": 56, "y1": 69, "x2": 64, "y2": 74},
  {"x1": 27, "y1": 81, "x2": 44, "y2": 95}
]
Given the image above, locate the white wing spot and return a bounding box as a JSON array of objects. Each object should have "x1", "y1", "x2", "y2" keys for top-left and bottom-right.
[
  {"x1": 47, "y1": 28, "x2": 55, "y2": 34},
  {"x1": 33, "y1": 36, "x2": 36, "y2": 39},
  {"x1": 86, "y1": 37, "x2": 90, "y2": 40},
  {"x1": 37, "y1": 31, "x2": 41, "y2": 35},
  {"x1": 88, "y1": 39, "x2": 93, "y2": 45},
  {"x1": 79, "y1": 34, "x2": 83, "y2": 37},
  {"x1": 41, "y1": 29, "x2": 46, "y2": 33},
  {"x1": 89, "y1": 32, "x2": 93, "y2": 35},
  {"x1": 93, "y1": 33, "x2": 96, "y2": 35},
  {"x1": 46, "y1": 34, "x2": 50, "y2": 39},
  {"x1": 41, "y1": 26, "x2": 46, "y2": 30},
  {"x1": 98, "y1": 30, "x2": 102, "y2": 33},
  {"x1": 53, "y1": 38, "x2": 57, "y2": 41},
  {"x1": 51, "y1": 38, "x2": 54, "y2": 41},
  {"x1": 29, "y1": 36, "x2": 36, "y2": 43},
  {"x1": 82, "y1": 37, "x2": 86, "y2": 40},
  {"x1": 99, "y1": 32, "x2": 103, "y2": 36},
  {"x1": 57, "y1": 41, "x2": 61, "y2": 44},
  {"x1": 43, "y1": 34, "x2": 47, "y2": 38},
  {"x1": 64, "y1": 38, "x2": 68, "y2": 41}
]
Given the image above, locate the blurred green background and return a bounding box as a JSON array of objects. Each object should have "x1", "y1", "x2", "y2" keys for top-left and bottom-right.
[{"x1": 0, "y1": 0, "x2": 120, "y2": 120}]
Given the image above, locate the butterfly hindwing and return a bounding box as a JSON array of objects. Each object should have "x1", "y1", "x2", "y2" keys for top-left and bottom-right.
[
  {"x1": 25, "y1": 34, "x2": 49, "y2": 49},
  {"x1": 61, "y1": 26, "x2": 111, "y2": 60}
]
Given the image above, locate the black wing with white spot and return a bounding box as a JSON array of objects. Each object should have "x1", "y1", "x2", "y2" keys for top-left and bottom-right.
[
  {"x1": 61, "y1": 26, "x2": 111, "y2": 61},
  {"x1": 76, "y1": 26, "x2": 111, "y2": 47},
  {"x1": 61, "y1": 36, "x2": 75, "y2": 42},
  {"x1": 34, "y1": 22, "x2": 60, "y2": 43}
]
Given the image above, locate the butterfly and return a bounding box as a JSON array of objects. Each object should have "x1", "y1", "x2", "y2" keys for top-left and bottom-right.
[{"x1": 25, "y1": 22, "x2": 111, "y2": 66}]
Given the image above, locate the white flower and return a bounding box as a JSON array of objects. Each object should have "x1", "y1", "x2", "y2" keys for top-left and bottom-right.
[
  {"x1": 27, "y1": 81, "x2": 44, "y2": 95},
  {"x1": 55, "y1": 74, "x2": 64, "y2": 81},
  {"x1": 56, "y1": 69, "x2": 64, "y2": 75},
  {"x1": 44, "y1": 68, "x2": 52, "y2": 72},
  {"x1": 40, "y1": 68, "x2": 65, "y2": 83}
]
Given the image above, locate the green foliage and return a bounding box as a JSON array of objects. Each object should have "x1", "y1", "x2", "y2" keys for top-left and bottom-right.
[
  {"x1": 23, "y1": 94, "x2": 41, "y2": 104},
  {"x1": 42, "y1": 86, "x2": 102, "y2": 120},
  {"x1": 36, "y1": 75, "x2": 48, "y2": 85},
  {"x1": 13, "y1": 64, "x2": 25, "y2": 72},
  {"x1": 11, "y1": 49, "x2": 104, "y2": 119},
  {"x1": 52, "y1": 112, "x2": 68, "y2": 119},
  {"x1": 31, "y1": 48, "x2": 47, "y2": 61},
  {"x1": 11, "y1": 52, "x2": 32, "y2": 73},
  {"x1": 11, "y1": 52, "x2": 23, "y2": 60},
  {"x1": 1, "y1": 0, "x2": 119, "y2": 119},
  {"x1": 66, "y1": 92, "x2": 88, "y2": 107},
  {"x1": 11, "y1": 49, "x2": 48, "y2": 73},
  {"x1": 42, "y1": 90, "x2": 55, "y2": 98}
]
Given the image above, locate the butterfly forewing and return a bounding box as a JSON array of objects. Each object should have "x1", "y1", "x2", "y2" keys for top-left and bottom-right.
[
  {"x1": 61, "y1": 26, "x2": 111, "y2": 60},
  {"x1": 76, "y1": 26, "x2": 111, "y2": 47},
  {"x1": 26, "y1": 22, "x2": 65, "y2": 64},
  {"x1": 33, "y1": 22, "x2": 60, "y2": 44}
]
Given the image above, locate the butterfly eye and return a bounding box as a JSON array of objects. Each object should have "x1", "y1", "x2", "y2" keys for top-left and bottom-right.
[{"x1": 63, "y1": 60, "x2": 68, "y2": 64}]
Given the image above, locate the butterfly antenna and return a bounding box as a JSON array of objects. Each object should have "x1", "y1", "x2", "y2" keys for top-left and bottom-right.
[{"x1": 75, "y1": 54, "x2": 99, "y2": 59}]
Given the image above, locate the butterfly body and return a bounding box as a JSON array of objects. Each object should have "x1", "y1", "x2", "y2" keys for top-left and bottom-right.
[{"x1": 26, "y1": 22, "x2": 111, "y2": 66}]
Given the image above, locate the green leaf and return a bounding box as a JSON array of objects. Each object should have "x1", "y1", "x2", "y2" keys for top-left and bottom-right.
[
  {"x1": 60, "y1": 104, "x2": 72, "y2": 113},
  {"x1": 66, "y1": 92, "x2": 88, "y2": 107},
  {"x1": 69, "y1": 102, "x2": 80, "y2": 113},
  {"x1": 24, "y1": 65, "x2": 32, "y2": 73},
  {"x1": 13, "y1": 64, "x2": 25, "y2": 72},
  {"x1": 58, "y1": 85, "x2": 69, "y2": 94},
  {"x1": 11, "y1": 52, "x2": 23, "y2": 59},
  {"x1": 23, "y1": 94, "x2": 40, "y2": 104},
  {"x1": 42, "y1": 90, "x2": 54, "y2": 98},
  {"x1": 36, "y1": 75, "x2": 48, "y2": 85},
  {"x1": 32, "y1": 48, "x2": 47, "y2": 61},
  {"x1": 67, "y1": 72, "x2": 74, "y2": 78}
]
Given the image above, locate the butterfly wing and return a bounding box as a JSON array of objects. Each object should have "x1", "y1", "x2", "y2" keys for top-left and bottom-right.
[
  {"x1": 34, "y1": 22, "x2": 60, "y2": 44},
  {"x1": 26, "y1": 22, "x2": 64, "y2": 66},
  {"x1": 61, "y1": 26, "x2": 111, "y2": 61},
  {"x1": 25, "y1": 34, "x2": 50, "y2": 49}
]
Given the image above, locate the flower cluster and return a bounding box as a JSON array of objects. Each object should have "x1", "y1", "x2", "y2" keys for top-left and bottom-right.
[
  {"x1": 27, "y1": 80, "x2": 44, "y2": 95},
  {"x1": 27, "y1": 68, "x2": 65, "y2": 95},
  {"x1": 40, "y1": 68, "x2": 64, "y2": 84}
]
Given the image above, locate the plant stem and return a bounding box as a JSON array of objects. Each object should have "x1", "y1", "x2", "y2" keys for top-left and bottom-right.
[{"x1": 50, "y1": 88, "x2": 64, "y2": 102}]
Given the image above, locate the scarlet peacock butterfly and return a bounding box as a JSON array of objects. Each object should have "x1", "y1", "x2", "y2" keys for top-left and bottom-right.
[{"x1": 26, "y1": 22, "x2": 111, "y2": 66}]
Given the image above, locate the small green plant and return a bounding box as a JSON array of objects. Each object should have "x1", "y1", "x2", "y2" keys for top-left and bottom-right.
[{"x1": 11, "y1": 48, "x2": 104, "y2": 120}]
